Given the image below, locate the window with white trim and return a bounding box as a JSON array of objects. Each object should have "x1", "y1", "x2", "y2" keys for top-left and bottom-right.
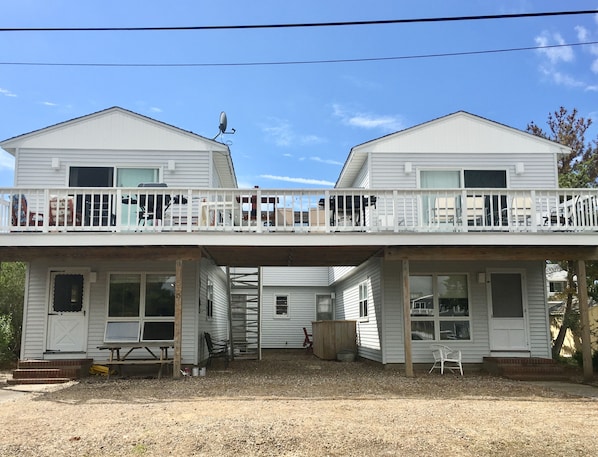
[
  {"x1": 275, "y1": 294, "x2": 289, "y2": 318},
  {"x1": 409, "y1": 274, "x2": 471, "y2": 341},
  {"x1": 105, "y1": 273, "x2": 175, "y2": 342},
  {"x1": 359, "y1": 282, "x2": 368, "y2": 319}
]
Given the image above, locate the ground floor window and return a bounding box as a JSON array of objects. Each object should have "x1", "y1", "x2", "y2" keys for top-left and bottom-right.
[
  {"x1": 105, "y1": 272, "x2": 175, "y2": 342},
  {"x1": 359, "y1": 282, "x2": 368, "y2": 319},
  {"x1": 409, "y1": 274, "x2": 471, "y2": 341},
  {"x1": 275, "y1": 294, "x2": 289, "y2": 317},
  {"x1": 206, "y1": 278, "x2": 214, "y2": 319}
]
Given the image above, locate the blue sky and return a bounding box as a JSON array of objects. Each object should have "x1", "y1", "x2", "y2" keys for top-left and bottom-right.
[{"x1": 1, "y1": 1, "x2": 598, "y2": 188}]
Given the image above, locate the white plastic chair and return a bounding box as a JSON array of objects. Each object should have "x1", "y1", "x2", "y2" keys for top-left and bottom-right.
[{"x1": 429, "y1": 344, "x2": 463, "y2": 376}]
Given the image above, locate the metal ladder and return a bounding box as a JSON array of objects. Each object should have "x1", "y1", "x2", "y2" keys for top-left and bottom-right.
[{"x1": 227, "y1": 267, "x2": 261, "y2": 360}]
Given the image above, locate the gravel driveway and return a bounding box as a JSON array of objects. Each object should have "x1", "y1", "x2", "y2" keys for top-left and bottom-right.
[{"x1": 0, "y1": 350, "x2": 597, "y2": 456}]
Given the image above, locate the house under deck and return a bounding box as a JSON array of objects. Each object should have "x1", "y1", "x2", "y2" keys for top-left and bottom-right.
[{"x1": 1, "y1": 187, "x2": 597, "y2": 379}]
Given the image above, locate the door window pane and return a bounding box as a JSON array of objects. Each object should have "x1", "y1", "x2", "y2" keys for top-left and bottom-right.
[
  {"x1": 52, "y1": 274, "x2": 84, "y2": 312},
  {"x1": 464, "y1": 170, "x2": 506, "y2": 188},
  {"x1": 116, "y1": 168, "x2": 160, "y2": 187},
  {"x1": 420, "y1": 170, "x2": 461, "y2": 189},
  {"x1": 117, "y1": 168, "x2": 160, "y2": 225},
  {"x1": 491, "y1": 273, "x2": 523, "y2": 318}
]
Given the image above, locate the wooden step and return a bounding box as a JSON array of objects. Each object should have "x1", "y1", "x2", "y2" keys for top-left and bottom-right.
[
  {"x1": 7, "y1": 377, "x2": 73, "y2": 385},
  {"x1": 8, "y1": 358, "x2": 93, "y2": 385},
  {"x1": 483, "y1": 356, "x2": 573, "y2": 381}
]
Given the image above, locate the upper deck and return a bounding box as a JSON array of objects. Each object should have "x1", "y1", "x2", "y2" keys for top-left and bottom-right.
[{"x1": 2, "y1": 186, "x2": 598, "y2": 265}]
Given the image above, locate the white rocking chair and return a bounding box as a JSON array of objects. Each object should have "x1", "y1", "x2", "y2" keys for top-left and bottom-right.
[{"x1": 429, "y1": 344, "x2": 463, "y2": 376}]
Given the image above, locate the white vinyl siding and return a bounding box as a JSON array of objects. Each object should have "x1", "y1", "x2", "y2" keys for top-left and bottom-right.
[
  {"x1": 262, "y1": 267, "x2": 331, "y2": 287},
  {"x1": 261, "y1": 286, "x2": 331, "y2": 348},
  {"x1": 23, "y1": 257, "x2": 227, "y2": 366},
  {"x1": 15, "y1": 147, "x2": 212, "y2": 188},
  {"x1": 9, "y1": 109, "x2": 231, "y2": 188},
  {"x1": 334, "y1": 258, "x2": 382, "y2": 362},
  {"x1": 381, "y1": 259, "x2": 549, "y2": 365},
  {"x1": 370, "y1": 152, "x2": 558, "y2": 190}
]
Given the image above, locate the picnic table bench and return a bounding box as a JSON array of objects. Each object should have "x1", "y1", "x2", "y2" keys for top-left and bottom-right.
[{"x1": 97, "y1": 343, "x2": 174, "y2": 379}]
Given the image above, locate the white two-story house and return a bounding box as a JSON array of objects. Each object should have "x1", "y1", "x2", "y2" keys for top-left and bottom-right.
[{"x1": 1, "y1": 107, "x2": 596, "y2": 379}]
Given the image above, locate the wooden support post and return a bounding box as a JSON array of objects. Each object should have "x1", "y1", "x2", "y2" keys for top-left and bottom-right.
[
  {"x1": 173, "y1": 259, "x2": 183, "y2": 378},
  {"x1": 577, "y1": 260, "x2": 593, "y2": 382},
  {"x1": 402, "y1": 259, "x2": 414, "y2": 377}
]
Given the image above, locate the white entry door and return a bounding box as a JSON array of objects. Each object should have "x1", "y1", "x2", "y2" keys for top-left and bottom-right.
[
  {"x1": 47, "y1": 271, "x2": 88, "y2": 352},
  {"x1": 488, "y1": 272, "x2": 529, "y2": 352}
]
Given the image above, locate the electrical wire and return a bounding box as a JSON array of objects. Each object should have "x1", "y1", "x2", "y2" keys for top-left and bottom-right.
[
  {"x1": 0, "y1": 41, "x2": 595, "y2": 68},
  {"x1": 0, "y1": 10, "x2": 595, "y2": 32}
]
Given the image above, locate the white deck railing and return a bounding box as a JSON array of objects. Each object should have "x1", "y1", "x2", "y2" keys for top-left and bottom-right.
[{"x1": 1, "y1": 187, "x2": 597, "y2": 234}]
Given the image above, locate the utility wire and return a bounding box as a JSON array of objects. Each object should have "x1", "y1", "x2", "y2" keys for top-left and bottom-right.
[
  {"x1": 0, "y1": 41, "x2": 595, "y2": 68},
  {"x1": 0, "y1": 10, "x2": 596, "y2": 32}
]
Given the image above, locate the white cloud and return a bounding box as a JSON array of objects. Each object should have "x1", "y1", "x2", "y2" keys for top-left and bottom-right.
[
  {"x1": 259, "y1": 174, "x2": 335, "y2": 186},
  {"x1": 332, "y1": 104, "x2": 403, "y2": 132},
  {"x1": 0, "y1": 88, "x2": 16, "y2": 97},
  {"x1": 310, "y1": 156, "x2": 343, "y2": 166},
  {"x1": 150, "y1": 107, "x2": 162, "y2": 113},
  {"x1": 534, "y1": 32, "x2": 574, "y2": 64},
  {"x1": 262, "y1": 119, "x2": 294, "y2": 147},
  {"x1": 575, "y1": 25, "x2": 589, "y2": 42},
  {"x1": 261, "y1": 118, "x2": 325, "y2": 147},
  {"x1": 42, "y1": 101, "x2": 58, "y2": 106},
  {"x1": 539, "y1": 66, "x2": 585, "y2": 88}
]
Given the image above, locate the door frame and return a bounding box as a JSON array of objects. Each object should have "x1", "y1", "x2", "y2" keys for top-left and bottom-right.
[
  {"x1": 45, "y1": 268, "x2": 91, "y2": 354},
  {"x1": 486, "y1": 269, "x2": 530, "y2": 354}
]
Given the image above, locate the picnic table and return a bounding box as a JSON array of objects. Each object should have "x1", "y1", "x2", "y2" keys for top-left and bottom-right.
[{"x1": 97, "y1": 343, "x2": 174, "y2": 379}]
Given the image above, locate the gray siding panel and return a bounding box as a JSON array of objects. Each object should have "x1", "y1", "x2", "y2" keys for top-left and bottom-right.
[
  {"x1": 370, "y1": 152, "x2": 558, "y2": 190},
  {"x1": 24, "y1": 258, "x2": 228, "y2": 365},
  {"x1": 334, "y1": 258, "x2": 383, "y2": 362},
  {"x1": 263, "y1": 267, "x2": 331, "y2": 287},
  {"x1": 16, "y1": 148, "x2": 212, "y2": 188},
  {"x1": 22, "y1": 264, "x2": 48, "y2": 359},
  {"x1": 261, "y1": 286, "x2": 332, "y2": 348},
  {"x1": 381, "y1": 260, "x2": 548, "y2": 365}
]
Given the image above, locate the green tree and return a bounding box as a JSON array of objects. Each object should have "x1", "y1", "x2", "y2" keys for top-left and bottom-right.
[
  {"x1": 527, "y1": 107, "x2": 598, "y2": 358},
  {"x1": 0, "y1": 262, "x2": 26, "y2": 365}
]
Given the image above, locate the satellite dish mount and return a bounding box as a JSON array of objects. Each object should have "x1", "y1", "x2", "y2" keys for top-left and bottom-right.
[{"x1": 214, "y1": 111, "x2": 236, "y2": 140}]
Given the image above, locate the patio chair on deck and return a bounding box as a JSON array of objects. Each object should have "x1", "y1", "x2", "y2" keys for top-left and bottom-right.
[
  {"x1": 302, "y1": 327, "x2": 313, "y2": 351},
  {"x1": 11, "y1": 194, "x2": 44, "y2": 227},
  {"x1": 204, "y1": 332, "x2": 230, "y2": 368},
  {"x1": 429, "y1": 344, "x2": 463, "y2": 376}
]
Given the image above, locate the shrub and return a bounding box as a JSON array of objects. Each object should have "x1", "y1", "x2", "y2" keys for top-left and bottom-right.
[
  {"x1": 0, "y1": 314, "x2": 15, "y2": 366},
  {"x1": 572, "y1": 350, "x2": 598, "y2": 372}
]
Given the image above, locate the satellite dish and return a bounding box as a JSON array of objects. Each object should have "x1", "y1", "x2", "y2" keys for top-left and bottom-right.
[
  {"x1": 219, "y1": 111, "x2": 227, "y2": 134},
  {"x1": 214, "y1": 111, "x2": 236, "y2": 140}
]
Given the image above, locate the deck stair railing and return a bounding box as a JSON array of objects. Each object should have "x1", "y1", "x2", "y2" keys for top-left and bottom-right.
[{"x1": 227, "y1": 267, "x2": 261, "y2": 361}]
